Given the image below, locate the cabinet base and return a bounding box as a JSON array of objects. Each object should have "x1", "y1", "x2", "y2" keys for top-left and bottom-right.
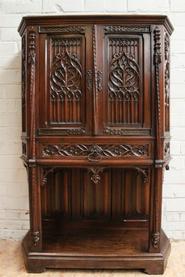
[{"x1": 22, "y1": 229, "x2": 170, "y2": 274}]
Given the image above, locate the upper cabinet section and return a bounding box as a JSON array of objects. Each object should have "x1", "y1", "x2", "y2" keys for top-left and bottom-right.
[{"x1": 18, "y1": 15, "x2": 173, "y2": 138}]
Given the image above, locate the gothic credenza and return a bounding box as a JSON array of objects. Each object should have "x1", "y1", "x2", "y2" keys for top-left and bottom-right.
[{"x1": 18, "y1": 15, "x2": 173, "y2": 274}]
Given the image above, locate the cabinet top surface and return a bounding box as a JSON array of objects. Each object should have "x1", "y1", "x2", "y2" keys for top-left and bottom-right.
[{"x1": 18, "y1": 14, "x2": 173, "y2": 35}]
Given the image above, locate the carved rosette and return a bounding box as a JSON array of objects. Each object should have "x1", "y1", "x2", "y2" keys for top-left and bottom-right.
[{"x1": 42, "y1": 143, "x2": 149, "y2": 160}]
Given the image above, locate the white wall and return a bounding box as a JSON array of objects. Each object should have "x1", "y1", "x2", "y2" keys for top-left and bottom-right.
[{"x1": 0, "y1": 0, "x2": 185, "y2": 240}]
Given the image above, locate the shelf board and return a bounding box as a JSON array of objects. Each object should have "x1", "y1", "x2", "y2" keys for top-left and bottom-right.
[{"x1": 42, "y1": 221, "x2": 148, "y2": 256}]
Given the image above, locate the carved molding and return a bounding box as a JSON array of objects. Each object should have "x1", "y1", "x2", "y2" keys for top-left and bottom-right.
[
  {"x1": 38, "y1": 25, "x2": 85, "y2": 34},
  {"x1": 104, "y1": 25, "x2": 150, "y2": 33},
  {"x1": 38, "y1": 128, "x2": 86, "y2": 136},
  {"x1": 152, "y1": 232, "x2": 160, "y2": 248},
  {"x1": 42, "y1": 143, "x2": 149, "y2": 160},
  {"x1": 93, "y1": 25, "x2": 102, "y2": 94},
  {"x1": 104, "y1": 128, "x2": 150, "y2": 136}
]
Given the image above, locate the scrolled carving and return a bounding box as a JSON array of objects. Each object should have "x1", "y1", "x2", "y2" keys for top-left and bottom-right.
[
  {"x1": 152, "y1": 232, "x2": 160, "y2": 248},
  {"x1": 135, "y1": 167, "x2": 149, "y2": 183},
  {"x1": 42, "y1": 143, "x2": 149, "y2": 159},
  {"x1": 32, "y1": 231, "x2": 40, "y2": 246},
  {"x1": 89, "y1": 167, "x2": 104, "y2": 184},
  {"x1": 104, "y1": 25, "x2": 150, "y2": 33},
  {"x1": 153, "y1": 27, "x2": 162, "y2": 65},
  {"x1": 41, "y1": 168, "x2": 56, "y2": 186},
  {"x1": 28, "y1": 31, "x2": 36, "y2": 65},
  {"x1": 164, "y1": 141, "x2": 170, "y2": 159},
  {"x1": 165, "y1": 33, "x2": 170, "y2": 61}
]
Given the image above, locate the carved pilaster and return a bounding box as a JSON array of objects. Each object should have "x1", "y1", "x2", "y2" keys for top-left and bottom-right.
[
  {"x1": 27, "y1": 29, "x2": 37, "y2": 159},
  {"x1": 153, "y1": 27, "x2": 162, "y2": 136}
]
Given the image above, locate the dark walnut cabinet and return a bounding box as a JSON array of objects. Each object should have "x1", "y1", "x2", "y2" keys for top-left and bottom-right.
[{"x1": 18, "y1": 15, "x2": 173, "y2": 274}]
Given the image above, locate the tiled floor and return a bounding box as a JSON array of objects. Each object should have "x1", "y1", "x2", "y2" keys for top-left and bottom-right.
[{"x1": 0, "y1": 239, "x2": 184, "y2": 277}]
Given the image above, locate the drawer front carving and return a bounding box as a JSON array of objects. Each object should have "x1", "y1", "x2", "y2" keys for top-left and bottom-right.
[{"x1": 40, "y1": 143, "x2": 151, "y2": 161}]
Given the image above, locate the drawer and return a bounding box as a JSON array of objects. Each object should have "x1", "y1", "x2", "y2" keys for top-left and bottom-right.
[{"x1": 37, "y1": 140, "x2": 153, "y2": 164}]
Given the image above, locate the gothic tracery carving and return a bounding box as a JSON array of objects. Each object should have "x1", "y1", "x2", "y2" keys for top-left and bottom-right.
[{"x1": 42, "y1": 143, "x2": 149, "y2": 159}]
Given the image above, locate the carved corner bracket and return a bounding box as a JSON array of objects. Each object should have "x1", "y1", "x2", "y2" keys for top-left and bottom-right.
[{"x1": 41, "y1": 168, "x2": 56, "y2": 186}]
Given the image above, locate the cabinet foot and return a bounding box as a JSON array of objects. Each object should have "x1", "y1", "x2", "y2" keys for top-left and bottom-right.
[
  {"x1": 144, "y1": 264, "x2": 164, "y2": 275},
  {"x1": 26, "y1": 263, "x2": 45, "y2": 273}
]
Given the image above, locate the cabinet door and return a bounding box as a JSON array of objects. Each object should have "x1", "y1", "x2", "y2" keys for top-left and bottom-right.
[
  {"x1": 38, "y1": 25, "x2": 93, "y2": 136},
  {"x1": 94, "y1": 25, "x2": 151, "y2": 136}
]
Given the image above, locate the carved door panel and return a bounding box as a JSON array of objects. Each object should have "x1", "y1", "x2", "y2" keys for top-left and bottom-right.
[
  {"x1": 94, "y1": 25, "x2": 151, "y2": 136},
  {"x1": 38, "y1": 26, "x2": 93, "y2": 136}
]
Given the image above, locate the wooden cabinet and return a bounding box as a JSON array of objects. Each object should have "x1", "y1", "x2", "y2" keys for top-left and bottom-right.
[{"x1": 18, "y1": 15, "x2": 173, "y2": 274}]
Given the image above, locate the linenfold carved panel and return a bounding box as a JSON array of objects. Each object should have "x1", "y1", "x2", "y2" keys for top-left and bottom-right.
[
  {"x1": 106, "y1": 37, "x2": 142, "y2": 126},
  {"x1": 49, "y1": 37, "x2": 84, "y2": 124}
]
